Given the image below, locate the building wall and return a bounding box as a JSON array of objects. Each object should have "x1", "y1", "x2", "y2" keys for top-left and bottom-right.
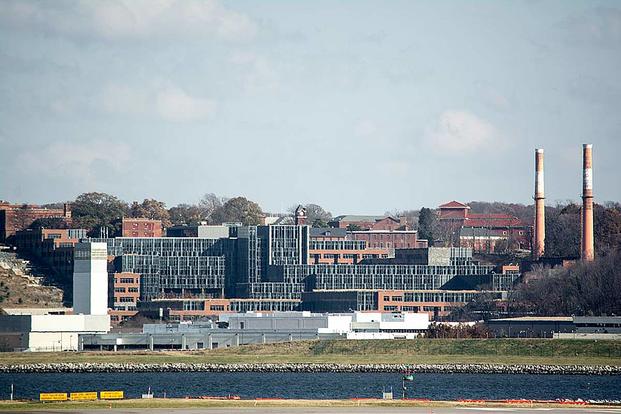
[
  {"x1": 122, "y1": 218, "x2": 162, "y2": 238},
  {"x1": 350, "y1": 231, "x2": 422, "y2": 249},
  {"x1": 110, "y1": 272, "x2": 140, "y2": 312},
  {"x1": 0, "y1": 203, "x2": 71, "y2": 242},
  {"x1": 13, "y1": 228, "x2": 85, "y2": 281},
  {"x1": 73, "y1": 242, "x2": 109, "y2": 315},
  {"x1": 309, "y1": 239, "x2": 390, "y2": 264}
]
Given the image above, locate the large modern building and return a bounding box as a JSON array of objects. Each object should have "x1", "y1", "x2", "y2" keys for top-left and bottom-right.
[{"x1": 87, "y1": 224, "x2": 520, "y2": 321}]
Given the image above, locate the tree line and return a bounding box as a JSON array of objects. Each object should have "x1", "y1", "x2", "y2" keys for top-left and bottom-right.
[
  {"x1": 416, "y1": 201, "x2": 621, "y2": 257},
  {"x1": 34, "y1": 192, "x2": 333, "y2": 237}
]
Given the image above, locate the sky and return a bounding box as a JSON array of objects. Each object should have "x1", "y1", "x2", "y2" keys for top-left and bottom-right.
[{"x1": 0, "y1": 0, "x2": 620, "y2": 215}]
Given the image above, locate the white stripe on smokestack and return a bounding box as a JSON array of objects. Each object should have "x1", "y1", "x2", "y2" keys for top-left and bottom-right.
[
  {"x1": 581, "y1": 144, "x2": 594, "y2": 262},
  {"x1": 534, "y1": 148, "x2": 545, "y2": 259}
]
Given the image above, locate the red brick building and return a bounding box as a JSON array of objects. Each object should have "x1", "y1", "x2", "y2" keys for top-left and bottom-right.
[
  {"x1": 349, "y1": 230, "x2": 427, "y2": 250},
  {"x1": 108, "y1": 272, "x2": 141, "y2": 323},
  {"x1": 0, "y1": 202, "x2": 72, "y2": 242},
  {"x1": 329, "y1": 215, "x2": 411, "y2": 231},
  {"x1": 13, "y1": 227, "x2": 86, "y2": 282},
  {"x1": 438, "y1": 201, "x2": 531, "y2": 253},
  {"x1": 121, "y1": 218, "x2": 162, "y2": 238}
]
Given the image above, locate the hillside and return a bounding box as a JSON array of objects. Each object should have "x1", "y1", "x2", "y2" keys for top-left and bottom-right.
[{"x1": 0, "y1": 250, "x2": 64, "y2": 309}]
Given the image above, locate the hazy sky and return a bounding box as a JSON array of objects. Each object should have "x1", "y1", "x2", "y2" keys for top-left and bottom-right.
[{"x1": 1, "y1": 1, "x2": 620, "y2": 214}]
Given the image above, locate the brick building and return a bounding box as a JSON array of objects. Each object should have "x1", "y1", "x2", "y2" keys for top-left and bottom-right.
[
  {"x1": 349, "y1": 230, "x2": 426, "y2": 250},
  {"x1": 329, "y1": 215, "x2": 411, "y2": 231},
  {"x1": 108, "y1": 272, "x2": 141, "y2": 323},
  {"x1": 13, "y1": 227, "x2": 87, "y2": 282},
  {"x1": 0, "y1": 202, "x2": 72, "y2": 242},
  {"x1": 438, "y1": 201, "x2": 531, "y2": 253},
  {"x1": 121, "y1": 218, "x2": 162, "y2": 238}
]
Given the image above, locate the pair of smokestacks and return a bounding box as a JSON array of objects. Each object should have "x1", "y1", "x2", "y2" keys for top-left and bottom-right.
[{"x1": 533, "y1": 144, "x2": 594, "y2": 261}]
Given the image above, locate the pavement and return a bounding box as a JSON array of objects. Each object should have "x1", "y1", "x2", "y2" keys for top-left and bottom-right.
[{"x1": 6, "y1": 408, "x2": 621, "y2": 414}]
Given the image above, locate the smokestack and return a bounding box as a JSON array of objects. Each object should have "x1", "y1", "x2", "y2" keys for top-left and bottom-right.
[
  {"x1": 534, "y1": 149, "x2": 545, "y2": 259},
  {"x1": 581, "y1": 144, "x2": 594, "y2": 262}
]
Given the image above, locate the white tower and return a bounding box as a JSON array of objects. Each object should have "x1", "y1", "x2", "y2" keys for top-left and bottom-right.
[{"x1": 73, "y1": 242, "x2": 109, "y2": 315}]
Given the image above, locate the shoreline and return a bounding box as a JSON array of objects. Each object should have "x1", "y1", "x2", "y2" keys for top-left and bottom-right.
[
  {"x1": 0, "y1": 397, "x2": 619, "y2": 410},
  {"x1": 2, "y1": 362, "x2": 620, "y2": 375}
]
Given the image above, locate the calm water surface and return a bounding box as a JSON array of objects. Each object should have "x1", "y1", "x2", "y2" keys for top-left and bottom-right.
[{"x1": 0, "y1": 372, "x2": 619, "y2": 401}]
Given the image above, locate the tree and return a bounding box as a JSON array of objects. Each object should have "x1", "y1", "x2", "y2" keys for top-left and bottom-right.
[
  {"x1": 129, "y1": 199, "x2": 171, "y2": 227},
  {"x1": 168, "y1": 204, "x2": 204, "y2": 226},
  {"x1": 516, "y1": 250, "x2": 621, "y2": 316},
  {"x1": 71, "y1": 192, "x2": 128, "y2": 237},
  {"x1": 417, "y1": 207, "x2": 437, "y2": 246},
  {"x1": 198, "y1": 193, "x2": 224, "y2": 223},
  {"x1": 29, "y1": 217, "x2": 71, "y2": 230},
  {"x1": 211, "y1": 197, "x2": 263, "y2": 225},
  {"x1": 544, "y1": 203, "x2": 581, "y2": 257}
]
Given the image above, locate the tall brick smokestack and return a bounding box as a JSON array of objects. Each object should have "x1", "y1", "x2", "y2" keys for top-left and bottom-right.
[
  {"x1": 581, "y1": 144, "x2": 595, "y2": 262},
  {"x1": 534, "y1": 149, "x2": 545, "y2": 259}
]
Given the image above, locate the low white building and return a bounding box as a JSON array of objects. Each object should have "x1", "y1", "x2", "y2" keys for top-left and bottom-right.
[
  {"x1": 0, "y1": 241, "x2": 111, "y2": 352},
  {"x1": 221, "y1": 311, "x2": 429, "y2": 338},
  {"x1": 346, "y1": 312, "x2": 429, "y2": 339},
  {"x1": 0, "y1": 313, "x2": 110, "y2": 351}
]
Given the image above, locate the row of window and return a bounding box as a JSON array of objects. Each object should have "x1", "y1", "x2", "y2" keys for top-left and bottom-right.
[{"x1": 114, "y1": 287, "x2": 139, "y2": 293}]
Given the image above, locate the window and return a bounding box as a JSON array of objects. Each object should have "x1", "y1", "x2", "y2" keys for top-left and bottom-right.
[
  {"x1": 384, "y1": 305, "x2": 398, "y2": 311},
  {"x1": 391, "y1": 296, "x2": 403, "y2": 302},
  {"x1": 210, "y1": 305, "x2": 225, "y2": 311},
  {"x1": 383, "y1": 296, "x2": 390, "y2": 301},
  {"x1": 128, "y1": 287, "x2": 139, "y2": 293},
  {"x1": 114, "y1": 287, "x2": 125, "y2": 293},
  {"x1": 120, "y1": 297, "x2": 134, "y2": 303}
]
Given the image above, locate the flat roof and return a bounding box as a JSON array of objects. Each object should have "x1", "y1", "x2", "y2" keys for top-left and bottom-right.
[{"x1": 489, "y1": 316, "x2": 573, "y2": 322}]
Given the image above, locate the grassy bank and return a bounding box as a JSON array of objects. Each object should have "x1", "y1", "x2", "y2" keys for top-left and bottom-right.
[{"x1": 1, "y1": 339, "x2": 621, "y2": 366}]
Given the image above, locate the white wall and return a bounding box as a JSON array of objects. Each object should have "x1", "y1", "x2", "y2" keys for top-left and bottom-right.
[
  {"x1": 27, "y1": 332, "x2": 79, "y2": 352},
  {"x1": 321, "y1": 315, "x2": 353, "y2": 333},
  {"x1": 30, "y1": 315, "x2": 110, "y2": 332},
  {"x1": 73, "y1": 242, "x2": 108, "y2": 315}
]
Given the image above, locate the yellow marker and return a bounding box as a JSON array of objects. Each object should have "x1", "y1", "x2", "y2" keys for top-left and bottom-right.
[
  {"x1": 100, "y1": 391, "x2": 124, "y2": 400},
  {"x1": 40, "y1": 393, "x2": 68, "y2": 401},
  {"x1": 70, "y1": 392, "x2": 98, "y2": 401}
]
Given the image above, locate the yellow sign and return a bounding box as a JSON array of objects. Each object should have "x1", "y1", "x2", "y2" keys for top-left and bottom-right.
[
  {"x1": 40, "y1": 393, "x2": 68, "y2": 401},
  {"x1": 70, "y1": 392, "x2": 98, "y2": 401},
  {"x1": 100, "y1": 391, "x2": 124, "y2": 400}
]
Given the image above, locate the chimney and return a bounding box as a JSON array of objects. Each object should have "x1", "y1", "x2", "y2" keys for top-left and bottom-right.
[
  {"x1": 581, "y1": 144, "x2": 594, "y2": 261},
  {"x1": 533, "y1": 149, "x2": 545, "y2": 259}
]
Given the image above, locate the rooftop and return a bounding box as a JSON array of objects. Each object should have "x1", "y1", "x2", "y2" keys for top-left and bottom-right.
[{"x1": 439, "y1": 201, "x2": 470, "y2": 209}]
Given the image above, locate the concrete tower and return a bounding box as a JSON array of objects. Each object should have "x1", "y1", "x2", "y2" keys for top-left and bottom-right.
[
  {"x1": 533, "y1": 149, "x2": 545, "y2": 259},
  {"x1": 73, "y1": 242, "x2": 109, "y2": 315},
  {"x1": 581, "y1": 144, "x2": 595, "y2": 262}
]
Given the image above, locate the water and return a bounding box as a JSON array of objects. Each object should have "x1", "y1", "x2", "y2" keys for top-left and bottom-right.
[{"x1": 0, "y1": 372, "x2": 619, "y2": 401}]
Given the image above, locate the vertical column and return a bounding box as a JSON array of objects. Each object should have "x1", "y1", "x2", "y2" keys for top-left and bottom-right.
[
  {"x1": 581, "y1": 144, "x2": 595, "y2": 261},
  {"x1": 534, "y1": 149, "x2": 545, "y2": 259}
]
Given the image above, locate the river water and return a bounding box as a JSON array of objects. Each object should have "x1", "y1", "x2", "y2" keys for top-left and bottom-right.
[{"x1": 0, "y1": 372, "x2": 619, "y2": 401}]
